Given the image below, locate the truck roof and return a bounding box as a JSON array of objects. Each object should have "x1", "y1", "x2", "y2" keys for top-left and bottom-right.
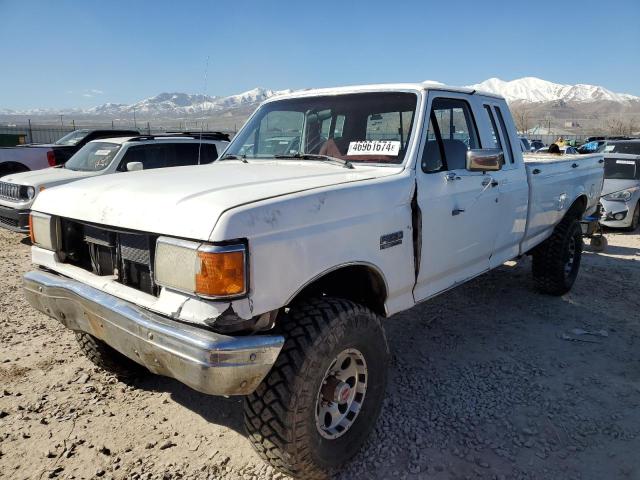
[{"x1": 266, "y1": 82, "x2": 505, "y2": 102}]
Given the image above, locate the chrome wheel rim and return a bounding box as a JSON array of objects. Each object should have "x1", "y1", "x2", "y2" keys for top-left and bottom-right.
[
  {"x1": 565, "y1": 236, "x2": 576, "y2": 277},
  {"x1": 315, "y1": 348, "x2": 367, "y2": 439}
]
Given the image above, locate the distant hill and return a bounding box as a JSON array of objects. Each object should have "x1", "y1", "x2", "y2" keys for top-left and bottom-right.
[{"x1": 1, "y1": 78, "x2": 638, "y2": 135}]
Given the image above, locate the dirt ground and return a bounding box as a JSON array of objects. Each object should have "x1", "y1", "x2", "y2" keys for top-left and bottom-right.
[{"x1": 1, "y1": 227, "x2": 639, "y2": 480}]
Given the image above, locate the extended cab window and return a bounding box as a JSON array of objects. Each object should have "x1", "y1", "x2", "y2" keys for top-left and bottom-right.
[
  {"x1": 494, "y1": 106, "x2": 514, "y2": 163},
  {"x1": 422, "y1": 98, "x2": 480, "y2": 172}
]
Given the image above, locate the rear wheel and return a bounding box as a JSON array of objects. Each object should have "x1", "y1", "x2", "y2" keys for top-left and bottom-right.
[
  {"x1": 532, "y1": 218, "x2": 583, "y2": 295},
  {"x1": 75, "y1": 332, "x2": 145, "y2": 378},
  {"x1": 0, "y1": 163, "x2": 28, "y2": 177},
  {"x1": 244, "y1": 297, "x2": 389, "y2": 479}
]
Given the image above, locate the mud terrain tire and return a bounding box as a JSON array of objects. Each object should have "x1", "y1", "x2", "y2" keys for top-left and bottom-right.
[
  {"x1": 532, "y1": 217, "x2": 583, "y2": 295},
  {"x1": 75, "y1": 332, "x2": 145, "y2": 378},
  {"x1": 244, "y1": 297, "x2": 389, "y2": 479}
]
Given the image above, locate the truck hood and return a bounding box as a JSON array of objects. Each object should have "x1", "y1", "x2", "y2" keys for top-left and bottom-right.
[
  {"x1": 1, "y1": 167, "x2": 96, "y2": 187},
  {"x1": 601, "y1": 178, "x2": 640, "y2": 196},
  {"x1": 33, "y1": 160, "x2": 402, "y2": 240}
]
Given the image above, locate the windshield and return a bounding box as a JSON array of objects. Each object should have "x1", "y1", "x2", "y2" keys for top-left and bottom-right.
[
  {"x1": 604, "y1": 158, "x2": 639, "y2": 180},
  {"x1": 604, "y1": 142, "x2": 640, "y2": 155},
  {"x1": 225, "y1": 92, "x2": 418, "y2": 165},
  {"x1": 54, "y1": 129, "x2": 90, "y2": 146},
  {"x1": 65, "y1": 142, "x2": 121, "y2": 171}
]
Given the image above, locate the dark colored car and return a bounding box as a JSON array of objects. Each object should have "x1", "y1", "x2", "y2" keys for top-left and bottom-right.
[
  {"x1": 604, "y1": 139, "x2": 640, "y2": 155},
  {"x1": 0, "y1": 128, "x2": 139, "y2": 175}
]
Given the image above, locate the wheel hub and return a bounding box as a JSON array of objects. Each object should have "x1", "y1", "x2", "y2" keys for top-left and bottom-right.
[
  {"x1": 315, "y1": 348, "x2": 367, "y2": 439},
  {"x1": 321, "y1": 376, "x2": 351, "y2": 404}
]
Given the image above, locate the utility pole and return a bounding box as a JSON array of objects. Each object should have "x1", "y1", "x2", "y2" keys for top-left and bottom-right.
[
  {"x1": 133, "y1": 107, "x2": 137, "y2": 128},
  {"x1": 59, "y1": 115, "x2": 63, "y2": 127}
]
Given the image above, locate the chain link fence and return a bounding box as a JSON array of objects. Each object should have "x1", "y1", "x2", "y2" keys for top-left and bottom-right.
[{"x1": 0, "y1": 121, "x2": 234, "y2": 145}]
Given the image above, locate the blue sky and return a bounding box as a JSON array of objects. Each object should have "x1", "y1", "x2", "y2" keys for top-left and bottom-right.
[{"x1": 1, "y1": 0, "x2": 638, "y2": 109}]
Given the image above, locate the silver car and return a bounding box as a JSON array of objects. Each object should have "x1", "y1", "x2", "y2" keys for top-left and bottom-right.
[{"x1": 599, "y1": 154, "x2": 640, "y2": 230}]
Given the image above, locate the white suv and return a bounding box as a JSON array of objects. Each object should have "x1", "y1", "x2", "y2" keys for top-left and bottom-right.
[{"x1": 0, "y1": 132, "x2": 229, "y2": 232}]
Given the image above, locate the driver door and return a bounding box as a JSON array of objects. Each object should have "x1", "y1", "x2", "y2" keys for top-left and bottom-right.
[{"x1": 413, "y1": 94, "x2": 501, "y2": 302}]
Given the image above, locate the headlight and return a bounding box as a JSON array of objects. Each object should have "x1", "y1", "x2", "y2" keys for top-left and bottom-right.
[
  {"x1": 26, "y1": 186, "x2": 36, "y2": 199},
  {"x1": 154, "y1": 237, "x2": 247, "y2": 299},
  {"x1": 603, "y1": 188, "x2": 636, "y2": 202},
  {"x1": 29, "y1": 212, "x2": 60, "y2": 251}
]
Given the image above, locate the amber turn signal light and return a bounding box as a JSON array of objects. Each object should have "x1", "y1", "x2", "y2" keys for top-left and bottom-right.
[{"x1": 195, "y1": 250, "x2": 246, "y2": 297}]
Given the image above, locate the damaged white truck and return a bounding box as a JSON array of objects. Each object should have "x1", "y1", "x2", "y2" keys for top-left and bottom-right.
[{"x1": 23, "y1": 84, "x2": 604, "y2": 479}]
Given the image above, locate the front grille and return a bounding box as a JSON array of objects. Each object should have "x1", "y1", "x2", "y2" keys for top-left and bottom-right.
[
  {"x1": 0, "y1": 182, "x2": 22, "y2": 201},
  {"x1": 0, "y1": 215, "x2": 18, "y2": 228},
  {"x1": 60, "y1": 219, "x2": 159, "y2": 296}
]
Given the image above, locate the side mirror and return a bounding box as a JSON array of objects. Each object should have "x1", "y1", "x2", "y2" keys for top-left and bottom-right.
[
  {"x1": 126, "y1": 161, "x2": 143, "y2": 172},
  {"x1": 466, "y1": 149, "x2": 503, "y2": 172}
]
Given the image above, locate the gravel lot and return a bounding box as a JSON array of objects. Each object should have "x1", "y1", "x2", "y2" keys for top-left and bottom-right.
[{"x1": 1, "y1": 227, "x2": 639, "y2": 480}]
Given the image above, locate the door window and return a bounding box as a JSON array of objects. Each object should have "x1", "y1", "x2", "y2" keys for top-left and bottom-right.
[{"x1": 422, "y1": 98, "x2": 480, "y2": 172}]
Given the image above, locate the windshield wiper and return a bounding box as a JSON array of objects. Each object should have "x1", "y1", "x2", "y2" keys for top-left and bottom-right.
[
  {"x1": 274, "y1": 153, "x2": 354, "y2": 169},
  {"x1": 219, "y1": 153, "x2": 248, "y2": 163}
]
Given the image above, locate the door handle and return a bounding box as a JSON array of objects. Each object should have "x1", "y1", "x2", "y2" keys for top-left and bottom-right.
[
  {"x1": 572, "y1": 163, "x2": 579, "y2": 168},
  {"x1": 452, "y1": 208, "x2": 465, "y2": 216}
]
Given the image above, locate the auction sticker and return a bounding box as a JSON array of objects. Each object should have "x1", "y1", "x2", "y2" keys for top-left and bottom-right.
[
  {"x1": 347, "y1": 140, "x2": 400, "y2": 156},
  {"x1": 94, "y1": 149, "x2": 113, "y2": 156},
  {"x1": 617, "y1": 160, "x2": 635, "y2": 165}
]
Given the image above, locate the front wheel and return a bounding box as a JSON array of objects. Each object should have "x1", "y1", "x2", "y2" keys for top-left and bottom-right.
[
  {"x1": 626, "y1": 202, "x2": 639, "y2": 231},
  {"x1": 244, "y1": 298, "x2": 389, "y2": 479},
  {"x1": 532, "y1": 218, "x2": 583, "y2": 295}
]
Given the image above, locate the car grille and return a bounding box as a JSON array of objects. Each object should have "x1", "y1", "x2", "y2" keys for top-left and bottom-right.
[
  {"x1": 60, "y1": 219, "x2": 159, "y2": 296},
  {"x1": 0, "y1": 182, "x2": 22, "y2": 201},
  {"x1": 0, "y1": 215, "x2": 18, "y2": 228}
]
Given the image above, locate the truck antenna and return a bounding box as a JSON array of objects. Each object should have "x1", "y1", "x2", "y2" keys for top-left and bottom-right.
[{"x1": 198, "y1": 55, "x2": 210, "y2": 165}]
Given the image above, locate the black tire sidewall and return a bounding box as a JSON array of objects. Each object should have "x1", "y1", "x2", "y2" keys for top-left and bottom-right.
[
  {"x1": 561, "y1": 220, "x2": 583, "y2": 289},
  {"x1": 302, "y1": 315, "x2": 388, "y2": 469}
]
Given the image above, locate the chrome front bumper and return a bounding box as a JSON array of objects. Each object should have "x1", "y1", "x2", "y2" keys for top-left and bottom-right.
[{"x1": 23, "y1": 270, "x2": 284, "y2": 396}]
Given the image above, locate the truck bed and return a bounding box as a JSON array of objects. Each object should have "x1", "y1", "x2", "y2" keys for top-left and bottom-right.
[{"x1": 520, "y1": 152, "x2": 604, "y2": 253}]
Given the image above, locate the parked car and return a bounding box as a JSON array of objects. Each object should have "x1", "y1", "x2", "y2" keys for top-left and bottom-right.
[
  {"x1": 578, "y1": 140, "x2": 607, "y2": 154},
  {"x1": 535, "y1": 145, "x2": 579, "y2": 154},
  {"x1": 599, "y1": 154, "x2": 640, "y2": 230},
  {"x1": 529, "y1": 140, "x2": 545, "y2": 151},
  {"x1": 0, "y1": 132, "x2": 229, "y2": 232},
  {"x1": 22, "y1": 83, "x2": 604, "y2": 478},
  {"x1": 0, "y1": 128, "x2": 139, "y2": 176},
  {"x1": 603, "y1": 139, "x2": 640, "y2": 155}
]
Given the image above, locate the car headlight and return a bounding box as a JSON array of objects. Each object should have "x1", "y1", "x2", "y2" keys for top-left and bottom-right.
[
  {"x1": 29, "y1": 212, "x2": 60, "y2": 251},
  {"x1": 603, "y1": 189, "x2": 636, "y2": 202},
  {"x1": 154, "y1": 236, "x2": 247, "y2": 299},
  {"x1": 26, "y1": 186, "x2": 36, "y2": 199}
]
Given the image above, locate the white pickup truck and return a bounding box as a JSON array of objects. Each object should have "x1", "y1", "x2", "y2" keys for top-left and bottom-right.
[{"x1": 23, "y1": 84, "x2": 604, "y2": 479}]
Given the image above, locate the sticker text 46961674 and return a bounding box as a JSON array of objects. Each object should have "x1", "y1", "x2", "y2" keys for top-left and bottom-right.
[{"x1": 347, "y1": 140, "x2": 400, "y2": 156}]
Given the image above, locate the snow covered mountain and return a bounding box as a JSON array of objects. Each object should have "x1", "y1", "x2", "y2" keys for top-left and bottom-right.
[
  {"x1": 85, "y1": 88, "x2": 294, "y2": 116},
  {"x1": 1, "y1": 78, "x2": 637, "y2": 117},
  {"x1": 465, "y1": 77, "x2": 639, "y2": 104}
]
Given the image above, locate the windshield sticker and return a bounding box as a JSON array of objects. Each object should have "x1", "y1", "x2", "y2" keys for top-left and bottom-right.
[
  {"x1": 94, "y1": 149, "x2": 112, "y2": 156},
  {"x1": 604, "y1": 145, "x2": 615, "y2": 152},
  {"x1": 616, "y1": 160, "x2": 636, "y2": 165},
  {"x1": 94, "y1": 157, "x2": 111, "y2": 168},
  {"x1": 347, "y1": 140, "x2": 400, "y2": 156}
]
